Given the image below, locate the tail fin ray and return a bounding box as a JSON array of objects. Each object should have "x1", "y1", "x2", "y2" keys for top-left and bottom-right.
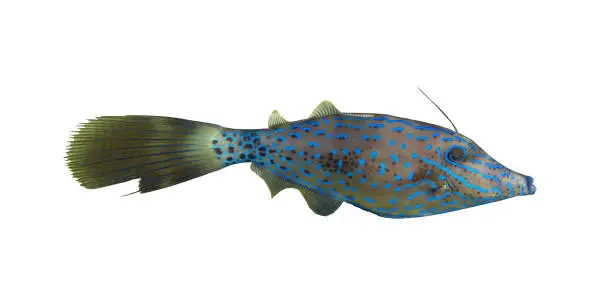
[{"x1": 66, "y1": 116, "x2": 225, "y2": 193}]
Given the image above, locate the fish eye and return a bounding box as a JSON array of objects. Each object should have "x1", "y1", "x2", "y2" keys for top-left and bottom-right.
[{"x1": 446, "y1": 145, "x2": 468, "y2": 163}]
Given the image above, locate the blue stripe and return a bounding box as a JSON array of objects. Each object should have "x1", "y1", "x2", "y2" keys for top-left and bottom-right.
[
  {"x1": 407, "y1": 191, "x2": 422, "y2": 200},
  {"x1": 422, "y1": 156, "x2": 489, "y2": 193},
  {"x1": 391, "y1": 154, "x2": 399, "y2": 163},
  {"x1": 507, "y1": 182, "x2": 514, "y2": 196}
]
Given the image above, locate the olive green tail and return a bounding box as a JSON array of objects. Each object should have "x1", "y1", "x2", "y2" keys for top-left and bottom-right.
[{"x1": 66, "y1": 116, "x2": 226, "y2": 194}]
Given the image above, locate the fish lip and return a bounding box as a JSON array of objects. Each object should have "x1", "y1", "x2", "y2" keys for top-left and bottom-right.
[{"x1": 525, "y1": 176, "x2": 537, "y2": 195}]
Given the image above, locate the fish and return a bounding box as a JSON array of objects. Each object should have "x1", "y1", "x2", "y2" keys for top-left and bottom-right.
[{"x1": 66, "y1": 98, "x2": 536, "y2": 218}]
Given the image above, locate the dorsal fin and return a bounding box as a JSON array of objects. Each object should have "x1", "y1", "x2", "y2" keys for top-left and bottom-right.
[
  {"x1": 309, "y1": 101, "x2": 341, "y2": 119},
  {"x1": 250, "y1": 164, "x2": 294, "y2": 198},
  {"x1": 268, "y1": 110, "x2": 289, "y2": 128},
  {"x1": 300, "y1": 188, "x2": 343, "y2": 216}
]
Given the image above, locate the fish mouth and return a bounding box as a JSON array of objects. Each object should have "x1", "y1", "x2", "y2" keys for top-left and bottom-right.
[{"x1": 525, "y1": 176, "x2": 537, "y2": 195}]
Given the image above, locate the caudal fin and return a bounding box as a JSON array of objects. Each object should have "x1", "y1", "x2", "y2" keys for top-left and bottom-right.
[{"x1": 66, "y1": 116, "x2": 225, "y2": 194}]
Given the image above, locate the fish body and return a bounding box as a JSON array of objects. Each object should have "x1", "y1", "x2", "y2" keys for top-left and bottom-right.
[{"x1": 67, "y1": 101, "x2": 536, "y2": 218}]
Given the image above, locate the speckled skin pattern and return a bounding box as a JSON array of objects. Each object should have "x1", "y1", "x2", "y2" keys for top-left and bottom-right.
[{"x1": 211, "y1": 113, "x2": 536, "y2": 218}]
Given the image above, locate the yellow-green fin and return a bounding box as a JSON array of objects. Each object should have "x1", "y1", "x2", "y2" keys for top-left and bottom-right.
[
  {"x1": 268, "y1": 110, "x2": 289, "y2": 128},
  {"x1": 309, "y1": 101, "x2": 341, "y2": 119},
  {"x1": 300, "y1": 188, "x2": 343, "y2": 216},
  {"x1": 250, "y1": 164, "x2": 294, "y2": 198}
]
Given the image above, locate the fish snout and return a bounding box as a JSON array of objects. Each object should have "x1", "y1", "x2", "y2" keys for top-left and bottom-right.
[{"x1": 525, "y1": 176, "x2": 537, "y2": 195}]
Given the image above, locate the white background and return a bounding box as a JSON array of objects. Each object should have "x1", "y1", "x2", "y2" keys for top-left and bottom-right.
[{"x1": 1, "y1": 1, "x2": 610, "y2": 296}]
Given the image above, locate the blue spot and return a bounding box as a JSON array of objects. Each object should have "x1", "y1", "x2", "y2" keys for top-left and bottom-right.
[
  {"x1": 315, "y1": 164, "x2": 322, "y2": 170},
  {"x1": 408, "y1": 171, "x2": 414, "y2": 180},
  {"x1": 414, "y1": 204, "x2": 423, "y2": 209},
  {"x1": 359, "y1": 159, "x2": 366, "y2": 166},
  {"x1": 439, "y1": 175, "x2": 446, "y2": 180},
  {"x1": 298, "y1": 151, "x2": 304, "y2": 157},
  {"x1": 373, "y1": 134, "x2": 381, "y2": 141},
  {"x1": 360, "y1": 178, "x2": 367, "y2": 183},
  {"x1": 371, "y1": 182, "x2": 378, "y2": 188},
  {"x1": 392, "y1": 127, "x2": 404, "y2": 132},
  {"x1": 407, "y1": 191, "x2": 422, "y2": 200},
  {"x1": 406, "y1": 133, "x2": 413, "y2": 139},
  {"x1": 367, "y1": 123, "x2": 385, "y2": 128},
  {"x1": 416, "y1": 136, "x2": 429, "y2": 141},
  {"x1": 336, "y1": 134, "x2": 349, "y2": 140},
  {"x1": 342, "y1": 148, "x2": 349, "y2": 155},
  {"x1": 338, "y1": 160, "x2": 343, "y2": 168},
  {"x1": 432, "y1": 132, "x2": 441, "y2": 138},
  {"x1": 395, "y1": 187, "x2": 402, "y2": 192},
  {"x1": 389, "y1": 198, "x2": 398, "y2": 204},
  {"x1": 412, "y1": 153, "x2": 418, "y2": 159},
  {"x1": 334, "y1": 123, "x2": 346, "y2": 128},
  {"x1": 404, "y1": 162, "x2": 411, "y2": 168},
  {"x1": 379, "y1": 163, "x2": 386, "y2": 175},
  {"x1": 331, "y1": 149, "x2": 337, "y2": 156},
  {"x1": 324, "y1": 171, "x2": 331, "y2": 177},
  {"x1": 302, "y1": 127, "x2": 311, "y2": 132},
  {"x1": 389, "y1": 139, "x2": 396, "y2": 146},
  {"x1": 285, "y1": 145, "x2": 295, "y2": 151},
  {"x1": 301, "y1": 168, "x2": 314, "y2": 177},
  {"x1": 507, "y1": 182, "x2": 514, "y2": 196},
  {"x1": 426, "y1": 144, "x2": 433, "y2": 151},
  {"x1": 362, "y1": 135, "x2": 370, "y2": 141},
  {"x1": 437, "y1": 147, "x2": 442, "y2": 158},
  {"x1": 391, "y1": 154, "x2": 399, "y2": 163},
  {"x1": 347, "y1": 172, "x2": 354, "y2": 177},
  {"x1": 395, "y1": 175, "x2": 402, "y2": 181},
  {"x1": 401, "y1": 143, "x2": 407, "y2": 150},
  {"x1": 308, "y1": 142, "x2": 319, "y2": 148},
  {"x1": 338, "y1": 179, "x2": 345, "y2": 184},
  {"x1": 347, "y1": 124, "x2": 363, "y2": 130},
  {"x1": 441, "y1": 137, "x2": 455, "y2": 142},
  {"x1": 365, "y1": 197, "x2": 375, "y2": 204},
  {"x1": 492, "y1": 187, "x2": 502, "y2": 198},
  {"x1": 314, "y1": 153, "x2": 320, "y2": 159},
  {"x1": 315, "y1": 130, "x2": 327, "y2": 136},
  {"x1": 471, "y1": 159, "x2": 483, "y2": 164},
  {"x1": 384, "y1": 183, "x2": 392, "y2": 189},
  {"x1": 371, "y1": 151, "x2": 378, "y2": 159},
  {"x1": 355, "y1": 148, "x2": 361, "y2": 154},
  {"x1": 288, "y1": 132, "x2": 301, "y2": 139}
]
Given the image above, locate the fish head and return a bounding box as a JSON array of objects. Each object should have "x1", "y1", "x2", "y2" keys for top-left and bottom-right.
[{"x1": 431, "y1": 135, "x2": 536, "y2": 204}]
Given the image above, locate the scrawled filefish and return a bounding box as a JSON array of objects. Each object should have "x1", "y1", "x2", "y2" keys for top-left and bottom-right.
[{"x1": 66, "y1": 100, "x2": 536, "y2": 218}]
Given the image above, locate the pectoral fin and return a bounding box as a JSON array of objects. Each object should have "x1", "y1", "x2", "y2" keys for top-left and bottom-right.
[{"x1": 300, "y1": 188, "x2": 343, "y2": 216}]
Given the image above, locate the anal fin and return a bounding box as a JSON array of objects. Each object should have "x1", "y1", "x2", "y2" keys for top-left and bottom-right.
[
  {"x1": 300, "y1": 188, "x2": 343, "y2": 216},
  {"x1": 250, "y1": 164, "x2": 294, "y2": 198}
]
